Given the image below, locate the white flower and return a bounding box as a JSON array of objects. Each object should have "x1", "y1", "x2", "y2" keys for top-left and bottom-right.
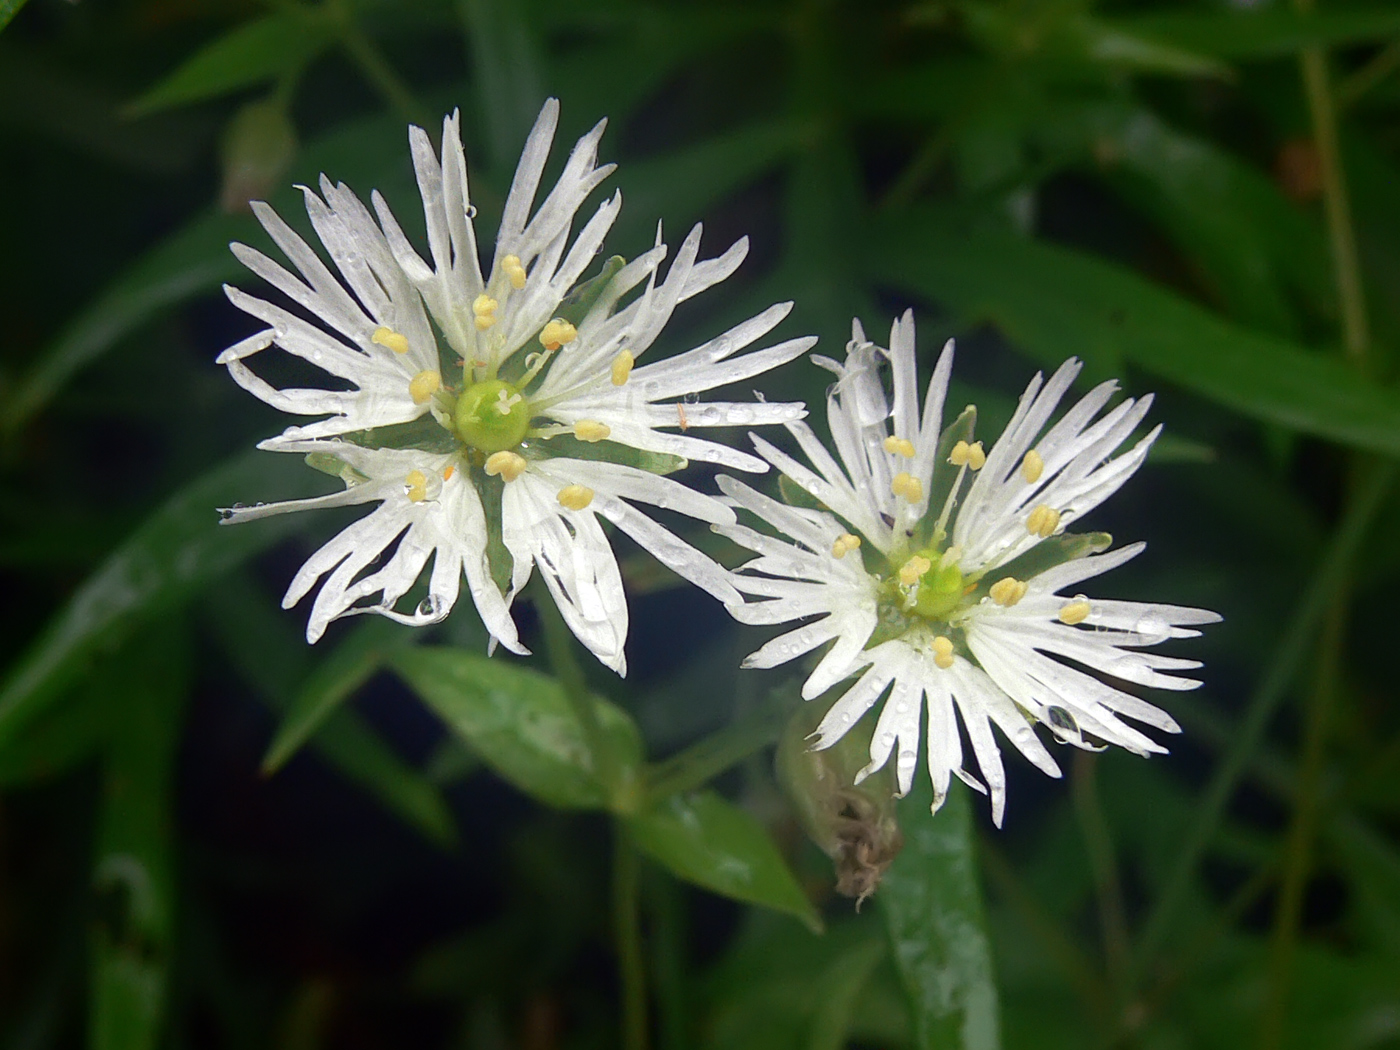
[
  {"x1": 219, "y1": 100, "x2": 814, "y2": 671},
  {"x1": 718, "y1": 311, "x2": 1220, "y2": 824}
]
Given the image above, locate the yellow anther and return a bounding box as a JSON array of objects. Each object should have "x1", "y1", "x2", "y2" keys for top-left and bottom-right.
[
  {"x1": 405, "y1": 469, "x2": 430, "y2": 503},
  {"x1": 883, "y1": 435, "x2": 917, "y2": 458},
  {"x1": 472, "y1": 293, "x2": 499, "y2": 331},
  {"x1": 371, "y1": 326, "x2": 410, "y2": 355},
  {"x1": 1026, "y1": 504, "x2": 1061, "y2": 538},
  {"x1": 1022, "y1": 448, "x2": 1044, "y2": 484},
  {"x1": 574, "y1": 420, "x2": 611, "y2": 443},
  {"x1": 831, "y1": 533, "x2": 862, "y2": 559},
  {"x1": 932, "y1": 635, "x2": 955, "y2": 670},
  {"x1": 443, "y1": 465, "x2": 455, "y2": 481},
  {"x1": 408, "y1": 369, "x2": 441, "y2": 405},
  {"x1": 1058, "y1": 599, "x2": 1092, "y2": 625},
  {"x1": 557, "y1": 484, "x2": 595, "y2": 511},
  {"x1": 949, "y1": 440, "x2": 972, "y2": 466},
  {"x1": 891, "y1": 472, "x2": 923, "y2": 502},
  {"x1": 611, "y1": 349, "x2": 635, "y2": 386},
  {"x1": 966, "y1": 441, "x2": 986, "y2": 470},
  {"x1": 989, "y1": 577, "x2": 1028, "y2": 607},
  {"x1": 898, "y1": 555, "x2": 932, "y2": 588},
  {"x1": 484, "y1": 450, "x2": 527, "y2": 482},
  {"x1": 501, "y1": 254, "x2": 527, "y2": 290},
  {"x1": 539, "y1": 318, "x2": 578, "y2": 351}
]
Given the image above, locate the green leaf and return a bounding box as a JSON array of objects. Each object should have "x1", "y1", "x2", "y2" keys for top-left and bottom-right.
[
  {"x1": 127, "y1": 11, "x2": 330, "y2": 116},
  {"x1": 0, "y1": 689, "x2": 104, "y2": 787},
  {"x1": 0, "y1": 0, "x2": 27, "y2": 33},
  {"x1": 262, "y1": 618, "x2": 417, "y2": 774},
  {"x1": 0, "y1": 452, "x2": 321, "y2": 750},
  {"x1": 1113, "y1": 9, "x2": 1400, "y2": 60},
  {"x1": 1, "y1": 211, "x2": 249, "y2": 436},
  {"x1": 879, "y1": 782, "x2": 1000, "y2": 1050},
  {"x1": 1065, "y1": 104, "x2": 1330, "y2": 335},
  {"x1": 616, "y1": 119, "x2": 812, "y2": 246},
  {"x1": 2, "y1": 106, "x2": 415, "y2": 434},
  {"x1": 90, "y1": 626, "x2": 188, "y2": 1050},
  {"x1": 460, "y1": 0, "x2": 545, "y2": 169},
  {"x1": 628, "y1": 791, "x2": 820, "y2": 930},
  {"x1": 206, "y1": 577, "x2": 458, "y2": 848},
  {"x1": 392, "y1": 647, "x2": 643, "y2": 810},
  {"x1": 868, "y1": 211, "x2": 1400, "y2": 456}
]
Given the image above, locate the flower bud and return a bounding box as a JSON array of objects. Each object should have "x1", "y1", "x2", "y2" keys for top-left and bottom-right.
[
  {"x1": 220, "y1": 97, "x2": 297, "y2": 214},
  {"x1": 776, "y1": 696, "x2": 903, "y2": 906}
]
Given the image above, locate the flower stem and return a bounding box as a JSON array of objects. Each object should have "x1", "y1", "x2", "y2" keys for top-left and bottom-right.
[
  {"x1": 1296, "y1": 0, "x2": 1370, "y2": 365},
  {"x1": 1130, "y1": 461, "x2": 1395, "y2": 986},
  {"x1": 326, "y1": 0, "x2": 428, "y2": 127},
  {"x1": 1259, "y1": 14, "x2": 1373, "y2": 1044},
  {"x1": 535, "y1": 589, "x2": 624, "y2": 806},
  {"x1": 644, "y1": 690, "x2": 792, "y2": 801},
  {"x1": 613, "y1": 822, "x2": 649, "y2": 1050},
  {"x1": 1071, "y1": 753, "x2": 1130, "y2": 996}
]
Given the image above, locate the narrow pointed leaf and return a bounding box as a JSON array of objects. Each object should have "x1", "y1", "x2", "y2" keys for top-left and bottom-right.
[
  {"x1": 205, "y1": 578, "x2": 459, "y2": 848},
  {"x1": 869, "y1": 211, "x2": 1400, "y2": 455},
  {"x1": 1115, "y1": 9, "x2": 1400, "y2": 59},
  {"x1": 0, "y1": 452, "x2": 320, "y2": 749},
  {"x1": 628, "y1": 791, "x2": 820, "y2": 930},
  {"x1": 0, "y1": 0, "x2": 29, "y2": 33},
  {"x1": 262, "y1": 618, "x2": 418, "y2": 774},
  {"x1": 90, "y1": 627, "x2": 187, "y2": 1050},
  {"x1": 127, "y1": 11, "x2": 330, "y2": 116},
  {"x1": 879, "y1": 782, "x2": 1000, "y2": 1050},
  {"x1": 392, "y1": 647, "x2": 643, "y2": 810}
]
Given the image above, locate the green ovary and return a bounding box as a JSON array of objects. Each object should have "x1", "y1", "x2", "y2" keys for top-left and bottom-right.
[
  {"x1": 453, "y1": 379, "x2": 530, "y2": 452},
  {"x1": 912, "y1": 560, "x2": 965, "y2": 620}
]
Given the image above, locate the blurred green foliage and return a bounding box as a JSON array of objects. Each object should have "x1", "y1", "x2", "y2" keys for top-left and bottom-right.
[{"x1": 1, "y1": 0, "x2": 1399, "y2": 1048}]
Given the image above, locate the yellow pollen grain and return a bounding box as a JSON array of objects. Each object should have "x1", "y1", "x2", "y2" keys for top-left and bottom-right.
[
  {"x1": 1058, "y1": 600, "x2": 1092, "y2": 625},
  {"x1": 408, "y1": 369, "x2": 441, "y2": 405},
  {"x1": 557, "y1": 484, "x2": 595, "y2": 511},
  {"x1": 891, "y1": 472, "x2": 923, "y2": 502},
  {"x1": 831, "y1": 533, "x2": 861, "y2": 559},
  {"x1": 898, "y1": 555, "x2": 931, "y2": 587},
  {"x1": 484, "y1": 450, "x2": 527, "y2": 482},
  {"x1": 574, "y1": 420, "x2": 611, "y2": 443},
  {"x1": 883, "y1": 435, "x2": 916, "y2": 458},
  {"x1": 1026, "y1": 504, "x2": 1060, "y2": 538},
  {"x1": 405, "y1": 469, "x2": 429, "y2": 503},
  {"x1": 539, "y1": 318, "x2": 578, "y2": 351},
  {"x1": 371, "y1": 326, "x2": 410, "y2": 355},
  {"x1": 443, "y1": 465, "x2": 455, "y2": 481},
  {"x1": 472, "y1": 293, "x2": 498, "y2": 330},
  {"x1": 1022, "y1": 448, "x2": 1044, "y2": 484},
  {"x1": 611, "y1": 349, "x2": 635, "y2": 386},
  {"x1": 989, "y1": 577, "x2": 1027, "y2": 607},
  {"x1": 932, "y1": 635, "x2": 955, "y2": 670},
  {"x1": 501, "y1": 254, "x2": 527, "y2": 289}
]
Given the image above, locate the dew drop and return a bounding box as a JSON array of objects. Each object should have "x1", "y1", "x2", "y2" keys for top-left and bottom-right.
[{"x1": 465, "y1": 204, "x2": 478, "y2": 219}]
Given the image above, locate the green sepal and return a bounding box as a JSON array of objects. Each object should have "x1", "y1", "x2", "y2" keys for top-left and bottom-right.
[
  {"x1": 555, "y1": 254, "x2": 627, "y2": 328},
  {"x1": 340, "y1": 414, "x2": 459, "y2": 454},
  {"x1": 779, "y1": 473, "x2": 828, "y2": 513},
  {"x1": 476, "y1": 472, "x2": 516, "y2": 598},
  {"x1": 970, "y1": 531, "x2": 1113, "y2": 598},
  {"x1": 916, "y1": 405, "x2": 977, "y2": 548},
  {"x1": 533, "y1": 433, "x2": 687, "y2": 476},
  {"x1": 303, "y1": 452, "x2": 367, "y2": 485}
]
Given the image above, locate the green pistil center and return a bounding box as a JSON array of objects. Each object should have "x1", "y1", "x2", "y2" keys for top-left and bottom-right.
[
  {"x1": 453, "y1": 379, "x2": 530, "y2": 452},
  {"x1": 912, "y1": 559, "x2": 965, "y2": 620}
]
